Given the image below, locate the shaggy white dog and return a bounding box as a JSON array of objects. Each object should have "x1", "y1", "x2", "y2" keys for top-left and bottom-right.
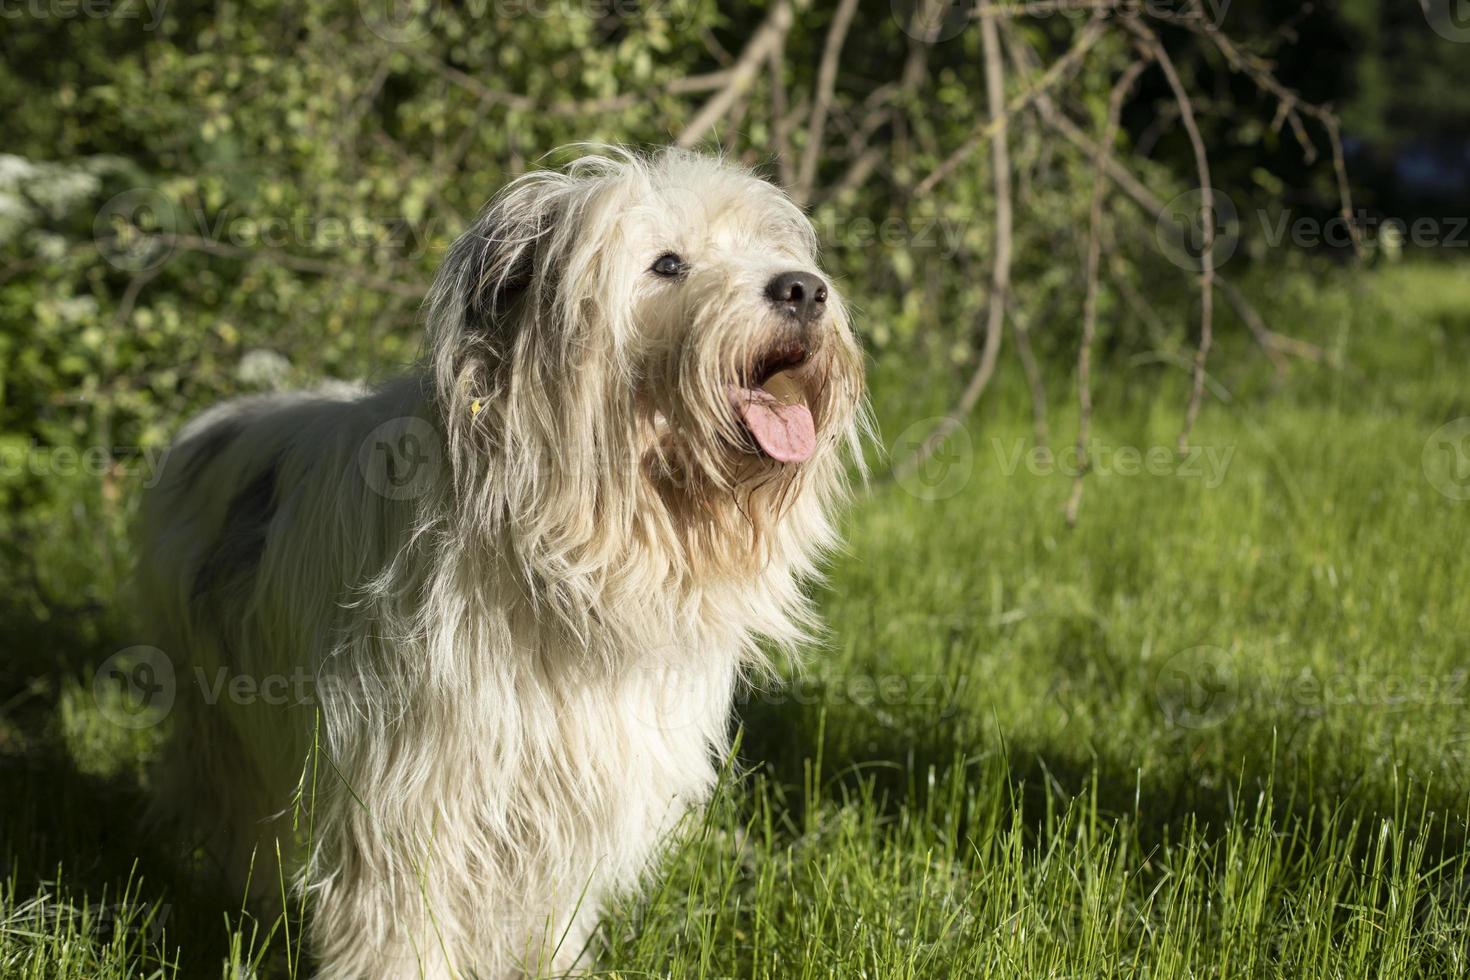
[{"x1": 137, "y1": 147, "x2": 865, "y2": 978}]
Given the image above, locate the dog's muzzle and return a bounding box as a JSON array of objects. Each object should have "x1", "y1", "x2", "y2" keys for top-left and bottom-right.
[{"x1": 725, "y1": 271, "x2": 831, "y2": 465}]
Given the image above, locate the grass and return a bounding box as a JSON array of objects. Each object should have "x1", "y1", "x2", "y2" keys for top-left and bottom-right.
[{"x1": 3, "y1": 261, "x2": 1470, "y2": 977}]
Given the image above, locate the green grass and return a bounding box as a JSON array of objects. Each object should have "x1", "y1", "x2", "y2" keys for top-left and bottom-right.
[{"x1": 4, "y1": 262, "x2": 1470, "y2": 977}]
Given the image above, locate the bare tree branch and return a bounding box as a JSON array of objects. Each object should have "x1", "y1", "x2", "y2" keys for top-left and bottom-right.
[
  {"x1": 892, "y1": 11, "x2": 1015, "y2": 483},
  {"x1": 768, "y1": 47, "x2": 794, "y2": 189},
  {"x1": 821, "y1": 0, "x2": 937, "y2": 205},
  {"x1": 793, "y1": 0, "x2": 860, "y2": 205},
  {"x1": 1123, "y1": 19, "x2": 1216, "y2": 453},
  {"x1": 1005, "y1": 23, "x2": 1328, "y2": 381},
  {"x1": 1011, "y1": 309, "x2": 1050, "y2": 449},
  {"x1": 677, "y1": 1, "x2": 794, "y2": 148},
  {"x1": 913, "y1": 15, "x2": 1105, "y2": 198},
  {"x1": 147, "y1": 234, "x2": 425, "y2": 298},
  {"x1": 407, "y1": 47, "x2": 733, "y2": 116},
  {"x1": 1066, "y1": 58, "x2": 1150, "y2": 527},
  {"x1": 1166, "y1": 15, "x2": 1364, "y2": 257}
]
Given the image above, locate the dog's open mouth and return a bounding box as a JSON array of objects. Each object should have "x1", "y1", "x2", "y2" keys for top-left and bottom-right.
[{"x1": 727, "y1": 343, "x2": 815, "y2": 464}]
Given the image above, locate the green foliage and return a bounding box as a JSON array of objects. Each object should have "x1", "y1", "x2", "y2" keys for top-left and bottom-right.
[{"x1": 0, "y1": 1, "x2": 1174, "y2": 617}]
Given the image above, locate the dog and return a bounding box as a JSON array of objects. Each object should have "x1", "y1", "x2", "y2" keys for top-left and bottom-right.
[{"x1": 136, "y1": 147, "x2": 865, "y2": 978}]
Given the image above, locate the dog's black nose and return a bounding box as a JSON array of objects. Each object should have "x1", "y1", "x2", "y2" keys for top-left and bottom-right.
[{"x1": 765, "y1": 271, "x2": 828, "y2": 322}]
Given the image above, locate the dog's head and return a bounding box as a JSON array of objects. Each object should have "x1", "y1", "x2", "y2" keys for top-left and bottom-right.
[{"x1": 426, "y1": 147, "x2": 864, "y2": 578}]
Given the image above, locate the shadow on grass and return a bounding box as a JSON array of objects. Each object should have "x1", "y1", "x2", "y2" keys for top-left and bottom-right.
[
  {"x1": 734, "y1": 673, "x2": 1470, "y2": 867},
  {"x1": 0, "y1": 594, "x2": 285, "y2": 977},
  {"x1": 5, "y1": 584, "x2": 1465, "y2": 972}
]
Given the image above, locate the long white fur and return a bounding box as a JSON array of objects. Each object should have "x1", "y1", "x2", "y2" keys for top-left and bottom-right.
[{"x1": 137, "y1": 147, "x2": 865, "y2": 978}]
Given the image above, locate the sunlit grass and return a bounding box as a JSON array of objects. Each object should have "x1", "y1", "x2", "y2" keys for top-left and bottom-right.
[{"x1": 3, "y1": 262, "x2": 1469, "y2": 977}]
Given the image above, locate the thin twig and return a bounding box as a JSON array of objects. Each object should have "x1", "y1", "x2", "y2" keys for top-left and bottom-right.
[
  {"x1": 892, "y1": 12, "x2": 1016, "y2": 482},
  {"x1": 1011, "y1": 18, "x2": 1334, "y2": 376},
  {"x1": 1065, "y1": 58, "x2": 1150, "y2": 527},
  {"x1": 768, "y1": 47, "x2": 794, "y2": 190},
  {"x1": 407, "y1": 47, "x2": 732, "y2": 116},
  {"x1": 109, "y1": 266, "x2": 165, "y2": 332},
  {"x1": 677, "y1": 1, "x2": 794, "y2": 148},
  {"x1": 1010, "y1": 308, "x2": 1050, "y2": 449},
  {"x1": 151, "y1": 234, "x2": 425, "y2": 298},
  {"x1": 1039, "y1": 97, "x2": 1323, "y2": 369},
  {"x1": 1123, "y1": 20, "x2": 1216, "y2": 453},
  {"x1": 913, "y1": 15, "x2": 1105, "y2": 198},
  {"x1": 1106, "y1": 249, "x2": 1171, "y2": 346},
  {"x1": 1168, "y1": 15, "x2": 1364, "y2": 257},
  {"x1": 822, "y1": 0, "x2": 939, "y2": 205},
  {"x1": 793, "y1": 0, "x2": 860, "y2": 205}
]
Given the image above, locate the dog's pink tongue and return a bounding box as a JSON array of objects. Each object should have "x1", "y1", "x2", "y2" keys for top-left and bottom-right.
[{"x1": 729, "y1": 385, "x2": 816, "y2": 464}]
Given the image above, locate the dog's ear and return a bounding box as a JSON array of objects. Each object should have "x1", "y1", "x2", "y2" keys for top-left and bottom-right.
[
  {"x1": 433, "y1": 178, "x2": 563, "y2": 339},
  {"x1": 425, "y1": 172, "x2": 575, "y2": 425}
]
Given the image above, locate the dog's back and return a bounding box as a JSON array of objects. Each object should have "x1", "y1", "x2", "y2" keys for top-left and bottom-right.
[{"x1": 137, "y1": 378, "x2": 425, "y2": 890}]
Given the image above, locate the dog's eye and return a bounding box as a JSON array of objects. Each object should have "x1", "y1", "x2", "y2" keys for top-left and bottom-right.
[{"x1": 650, "y1": 253, "x2": 687, "y2": 278}]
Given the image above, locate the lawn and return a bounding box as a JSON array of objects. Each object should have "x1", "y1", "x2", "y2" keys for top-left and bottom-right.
[{"x1": 3, "y1": 262, "x2": 1469, "y2": 977}]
